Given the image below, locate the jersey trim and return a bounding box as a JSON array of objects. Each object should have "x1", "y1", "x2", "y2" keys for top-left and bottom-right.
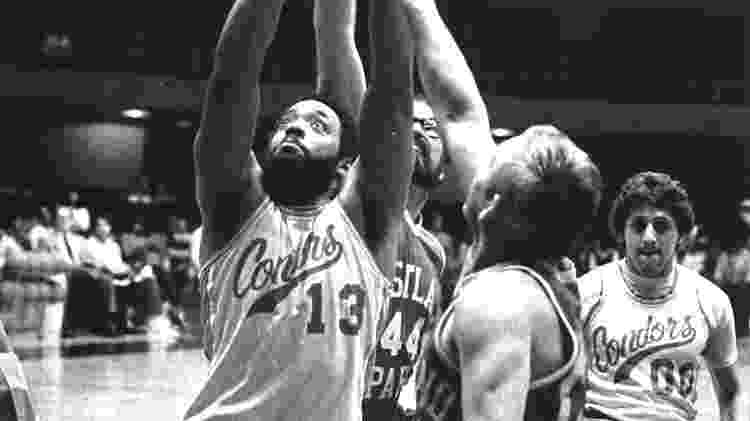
[
  {"x1": 333, "y1": 198, "x2": 389, "y2": 286},
  {"x1": 432, "y1": 265, "x2": 581, "y2": 389},
  {"x1": 581, "y1": 266, "x2": 607, "y2": 331},
  {"x1": 507, "y1": 265, "x2": 580, "y2": 390},
  {"x1": 406, "y1": 213, "x2": 447, "y2": 279},
  {"x1": 198, "y1": 196, "x2": 273, "y2": 279}
]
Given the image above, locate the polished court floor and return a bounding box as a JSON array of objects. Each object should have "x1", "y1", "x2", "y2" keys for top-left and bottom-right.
[{"x1": 8, "y1": 309, "x2": 750, "y2": 421}]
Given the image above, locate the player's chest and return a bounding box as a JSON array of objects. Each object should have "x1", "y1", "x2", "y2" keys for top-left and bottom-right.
[{"x1": 586, "y1": 299, "x2": 709, "y2": 372}]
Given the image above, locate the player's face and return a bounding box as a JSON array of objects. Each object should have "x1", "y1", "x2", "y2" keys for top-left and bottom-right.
[
  {"x1": 263, "y1": 100, "x2": 343, "y2": 206},
  {"x1": 269, "y1": 100, "x2": 342, "y2": 162},
  {"x1": 624, "y1": 206, "x2": 680, "y2": 278},
  {"x1": 412, "y1": 100, "x2": 444, "y2": 187}
]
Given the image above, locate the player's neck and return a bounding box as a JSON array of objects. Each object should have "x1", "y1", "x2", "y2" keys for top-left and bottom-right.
[
  {"x1": 463, "y1": 241, "x2": 514, "y2": 275},
  {"x1": 620, "y1": 258, "x2": 676, "y2": 300}
]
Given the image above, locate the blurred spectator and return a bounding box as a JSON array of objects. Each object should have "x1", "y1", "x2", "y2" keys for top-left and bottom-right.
[
  {"x1": 120, "y1": 216, "x2": 150, "y2": 263},
  {"x1": 51, "y1": 207, "x2": 121, "y2": 337},
  {"x1": 0, "y1": 229, "x2": 76, "y2": 276},
  {"x1": 66, "y1": 192, "x2": 90, "y2": 234},
  {"x1": 81, "y1": 216, "x2": 176, "y2": 339},
  {"x1": 713, "y1": 199, "x2": 750, "y2": 285},
  {"x1": 678, "y1": 225, "x2": 713, "y2": 279},
  {"x1": 161, "y1": 216, "x2": 194, "y2": 330},
  {"x1": 28, "y1": 206, "x2": 55, "y2": 252},
  {"x1": 712, "y1": 198, "x2": 750, "y2": 337}
]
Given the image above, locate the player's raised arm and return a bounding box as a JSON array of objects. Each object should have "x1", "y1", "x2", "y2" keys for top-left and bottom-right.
[
  {"x1": 194, "y1": 0, "x2": 286, "y2": 255},
  {"x1": 404, "y1": 0, "x2": 494, "y2": 198},
  {"x1": 314, "y1": 0, "x2": 366, "y2": 120},
  {"x1": 342, "y1": 0, "x2": 415, "y2": 266}
]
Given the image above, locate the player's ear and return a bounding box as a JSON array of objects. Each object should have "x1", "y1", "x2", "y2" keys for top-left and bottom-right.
[
  {"x1": 477, "y1": 193, "x2": 502, "y2": 226},
  {"x1": 332, "y1": 157, "x2": 355, "y2": 195},
  {"x1": 335, "y1": 157, "x2": 354, "y2": 178}
]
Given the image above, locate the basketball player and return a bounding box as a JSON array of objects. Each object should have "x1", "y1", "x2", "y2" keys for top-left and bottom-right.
[
  {"x1": 183, "y1": 0, "x2": 416, "y2": 419},
  {"x1": 417, "y1": 126, "x2": 603, "y2": 421},
  {"x1": 359, "y1": 0, "x2": 496, "y2": 418},
  {"x1": 579, "y1": 172, "x2": 747, "y2": 421}
]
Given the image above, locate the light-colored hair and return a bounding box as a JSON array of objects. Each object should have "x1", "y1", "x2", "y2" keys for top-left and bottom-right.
[{"x1": 486, "y1": 125, "x2": 603, "y2": 261}]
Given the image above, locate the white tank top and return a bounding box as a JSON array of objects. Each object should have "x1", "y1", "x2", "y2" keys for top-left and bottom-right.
[
  {"x1": 185, "y1": 197, "x2": 388, "y2": 421},
  {"x1": 579, "y1": 260, "x2": 738, "y2": 421}
]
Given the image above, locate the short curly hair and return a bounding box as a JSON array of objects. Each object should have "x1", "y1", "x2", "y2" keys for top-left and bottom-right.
[{"x1": 609, "y1": 171, "x2": 695, "y2": 238}]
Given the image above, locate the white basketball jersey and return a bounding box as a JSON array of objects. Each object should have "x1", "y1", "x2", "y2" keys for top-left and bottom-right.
[
  {"x1": 185, "y1": 197, "x2": 389, "y2": 421},
  {"x1": 579, "y1": 260, "x2": 738, "y2": 421}
]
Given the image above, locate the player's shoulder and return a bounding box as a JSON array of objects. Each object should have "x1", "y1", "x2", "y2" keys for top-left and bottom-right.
[
  {"x1": 454, "y1": 266, "x2": 545, "y2": 329},
  {"x1": 200, "y1": 196, "x2": 278, "y2": 271},
  {"x1": 577, "y1": 260, "x2": 618, "y2": 300},
  {"x1": 677, "y1": 264, "x2": 731, "y2": 306}
]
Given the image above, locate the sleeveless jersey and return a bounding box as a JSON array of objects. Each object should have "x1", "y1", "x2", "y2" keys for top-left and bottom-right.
[
  {"x1": 416, "y1": 262, "x2": 586, "y2": 421},
  {"x1": 362, "y1": 213, "x2": 445, "y2": 421},
  {"x1": 185, "y1": 197, "x2": 389, "y2": 421},
  {"x1": 579, "y1": 260, "x2": 738, "y2": 421}
]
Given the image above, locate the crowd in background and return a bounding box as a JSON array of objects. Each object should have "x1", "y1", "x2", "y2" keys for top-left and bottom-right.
[
  {"x1": 0, "y1": 188, "x2": 201, "y2": 341},
  {"x1": 1, "y1": 186, "x2": 749, "y2": 340}
]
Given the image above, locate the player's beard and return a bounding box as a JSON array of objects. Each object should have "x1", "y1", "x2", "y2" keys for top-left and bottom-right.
[{"x1": 262, "y1": 153, "x2": 339, "y2": 207}]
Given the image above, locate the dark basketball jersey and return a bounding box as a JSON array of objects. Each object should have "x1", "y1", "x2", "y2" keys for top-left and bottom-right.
[
  {"x1": 416, "y1": 262, "x2": 586, "y2": 421},
  {"x1": 363, "y1": 214, "x2": 445, "y2": 421}
]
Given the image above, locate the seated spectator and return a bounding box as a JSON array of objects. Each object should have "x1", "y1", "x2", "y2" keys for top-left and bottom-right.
[
  {"x1": 27, "y1": 206, "x2": 55, "y2": 253},
  {"x1": 0, "y1": 229, "x2": 77, "y2": 281},
  {"x1": 1, "y1": 225, "x2": 79, "y2": 344},
  {"x1": 161, "y1": 216, "x2": 195, "y2": 330},
  {"x1": 81, "y1": 216, "x2": 177, "y2": 339},
  {"x1": 120, "y1": 217, "x2": 149, "y2": 264},
  {"x1": 66, "y1": 191, "x2": 91, "y2": 234},
  {"x1": 50, "y1": 206, "x2": 119, "y2": 337}
]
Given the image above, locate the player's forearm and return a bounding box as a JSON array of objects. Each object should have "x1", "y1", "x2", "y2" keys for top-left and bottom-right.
[
  {"x1": 405, "y1": 0, "x2": 488, "y2": 125},
  {"x1": 404, "y1": 0, "x2": 492, "y2": 198},
  {"x1": 356, "y1": 0, "x2": 415, "y2": 216},
  {"x1": 369, "y1": 0, "x2": 414, "y2": 104},
  {"x1": 314, "y1": 0, "x2": 366, "y2": 119},
  {"x1": 713, "y1": 365, "x2": 746, "y2": 421},
  {"x1": 211, "y1": 0, "x2": 285, "y2": 79},
  {"x1": 195, "y1": 0, "x2": 286, "y2": 182},
  {"x1": 719, "y1": 384, "x2": 747, "y2": 421}
]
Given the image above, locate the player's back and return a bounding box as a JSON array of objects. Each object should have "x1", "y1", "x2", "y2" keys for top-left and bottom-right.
[
  {"x1": 185, "y1": 197, "x2": 388, "y2": 421},
  {"x1": 416, "y1": 261, "x2": 586, "y2": 421},
  {"x1": 362, "y1": 213, "x2": 445, "y2": 421}
]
